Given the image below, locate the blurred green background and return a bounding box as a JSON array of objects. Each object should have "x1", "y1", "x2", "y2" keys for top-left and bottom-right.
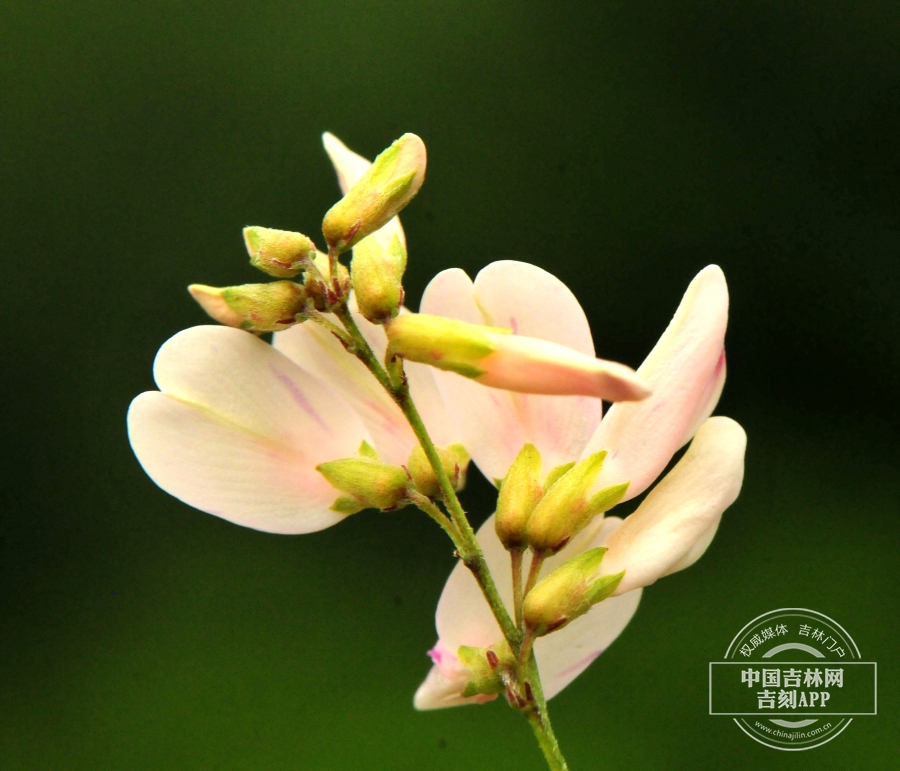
[{"x1": 1, "y1": 1, "x2": 898, "y2": 768}]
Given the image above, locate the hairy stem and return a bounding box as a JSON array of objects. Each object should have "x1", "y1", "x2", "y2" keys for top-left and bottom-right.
[
  {"x1": 333, "y1": 301, "x2": 569, "y2": 771},
  {"x1": 511, "y1": 548, "x2": 525, "y2": 629}
]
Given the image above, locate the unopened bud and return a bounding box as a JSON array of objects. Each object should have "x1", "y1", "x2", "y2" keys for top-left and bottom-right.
[
  {"x1": 407, "y1": 443, "x2": 470, "y2": 498},
  {"x1": 188, "y1": 281, "x2": 307, "y2": 332},
  {"x1": 495, "y1": 444, "x2": 543, "y2": 550},
  {"x1": 322, "y1": 133, "x2": 426, "y2": 253},
  {"x1": 304, "y1": 252, "x2": 351, "y2": 311},
  {"x1": 387, "y1": 314, "x2": 650, "y2": 401},
  {"x1": 386, "y1": 314, "x2": 505, "y2": 377},
  {"x1": 243, "y1": 226, "x2": 316, "y2": 278},
  {"x1": 523, "y1": 548, "x2": 624, "y2": 636},
  {"x1": 316, "y1": 457, "x2": 409, "y2": 515},
  {"x1": 525, "y1": 451, "x2": 629, "y2": 554},
  {"x1": 351, "y1": 234, "x2": 407, "y2": 323},
  {"x1": 457, "y1": 640, "x2": 514, "y2": 698}
]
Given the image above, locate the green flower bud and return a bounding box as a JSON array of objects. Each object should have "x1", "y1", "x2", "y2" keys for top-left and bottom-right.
[
  {"x1": 525, "y1": 451, "x2": 629, "y2": 554},
  {"x1": 243, "y1": 226, "x2": 316, "y2": 278},
  {"x1": 495, "y1": 444, "x2": 543, "y2": 550},
  {"x1": 407, "y1": 443, "x2": 470, "y2": 499},
  {"x1": 457, "y1": 640, "x2": 515, "y2": 698},
  {"x1": 188, "y1": 281, "x2": 307, "y2": 332},
  {"x1": 350, "y1": 234, "x2": 407, "y2": 323},
  {"x1": 304, "y1": 252, "x2": 351, "y2": 311},
  {"x1": 322, "y1": 133, "x2": 426, "y2": 253},
  {"x1": 386, "y1": 313, "x2": 509, "y2": 378},
  {"x1": 523, "y1": 548, "x2": 625, "y2": 636},
  {"x1": 316, "y1": 457, "x2": 409, "y2": 515}
]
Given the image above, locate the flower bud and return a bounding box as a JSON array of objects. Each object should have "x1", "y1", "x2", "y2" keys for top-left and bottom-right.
[
  {"x1": 407, "y1": 443, "x2": 470, "y2": 499},
  {"x1": 525, "y1": 451, "x2": 629, "y2": 554},
  {"x1": 304, "y1": 252, "x2": 351, "y2": 311},
  {"x1": 386, "y1": 314, "x2": 650, "y2": 402},
  {"x1": 494, "y1": 443, "x2": 543, "y2": 550},
  {"x1": 322, "y1": 133, "x2": 426, "y2": 253},
  {"x1": 386, "y1": 314, "x2": 505, "y2": 377},
  {"x1": 350, "y1": 234, "x2": 407, "y2": 323},
  {"x1": 188, "y1": 281, "x2": 307, "y2": 332},
  {"x1": 316, "y1": 457, "x2": 410, "y2": 514},
  {"x1": 523, "y1": 548, "x2": 625, "y2": 636},
  {"x1": 457, "y1": 640, "x2": 515, "y2": 698},
  {"x1": 243, "y1": 226, "x2": 316, "y2": 278}
]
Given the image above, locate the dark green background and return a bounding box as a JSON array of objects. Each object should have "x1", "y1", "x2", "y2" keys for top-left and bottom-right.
[{"x1": 2, "y1": 1, "x2": 897, "y2": 768}]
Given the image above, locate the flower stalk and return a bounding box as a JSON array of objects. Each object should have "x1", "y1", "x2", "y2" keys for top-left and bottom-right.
[{"x1": 326, "y1": 298, "x2": 569, "y2": 770}]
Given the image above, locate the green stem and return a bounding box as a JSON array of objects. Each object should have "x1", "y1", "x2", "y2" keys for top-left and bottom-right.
[
  {"x1": 523, "y1": 678, "x2": 569, "y2": 771},
  {"x1": 407, "y1": 490, "x2": 457, "y2": 540},
  {"x1": 523, "y1": 551, "x2": 546, "y2": 598},
  {"x1": 333, "y1": 301, "x2": 570, "y2": 770},
  {"x1": 511, "y1": 548, "x2": 525, "y2": 629}
]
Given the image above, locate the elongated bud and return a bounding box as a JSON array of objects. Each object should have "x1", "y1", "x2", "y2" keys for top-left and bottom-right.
[
  {"x1": 350, "y1": 234, "x2": 407, "y2": 323},
  {"x1": 322, "y1": 133, "x2": 426, "y2": 253},
  {"x1": 243, "y1": 226, "x2": 316, "y2": 278},
  {"x1": 188, "y1": 281, "x2": 307, "y2": 332},
  {"x1": 495, "y1": 444, "x2": 543, "y2": 550},
  {"x1": 304, "y1": 252, "x2": 351, "y2": 311},
  {"x1": 523, "y1": 547, "x2": 625, "y2": 636},
  {"x1": 525, "y1": 451, "x2": 629, "y2": 554},
  {"x1": 387, "y1": 314, "x2": 506, "y2": 377},
  {"x1": 407, "y1": 443, "x2": 469, "y2": 498},
  {"x1": 457, "y1": 640, "x2": 515, "y2": 698},
  {"x1": 316, "y1": 457, "x2": 409, "y2": 514},
  {"x1": 387, "y1": 314, "x2": 650, "y2": 401}
]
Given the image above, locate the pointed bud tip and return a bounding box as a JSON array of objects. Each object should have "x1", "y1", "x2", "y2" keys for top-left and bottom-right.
[{"x1": 188, "y1": 284, "x2": 243, "y2": 327}]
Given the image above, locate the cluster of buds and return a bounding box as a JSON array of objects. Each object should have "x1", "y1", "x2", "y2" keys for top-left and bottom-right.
[
  {"x1": 316, "y1": 441, "x2": 470, "y2": 516},
  {"x1": 499, "y1": 444, "x2": 629, "y2": 640},
  {"x1": 189, "y1": 134, "x2": 426, "y2": 330}
]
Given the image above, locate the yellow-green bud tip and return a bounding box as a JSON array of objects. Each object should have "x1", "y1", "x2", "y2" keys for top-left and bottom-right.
[
  {"x1": 350, "y1": 234, "x2": 407, "y2": 323},
  {"x1": 317, "y1": 457, "x2": 410, "y2": 514},
  {"x1": 243, "y1": 226, "x2": 316, "y2": 278},
  {"x1": 188, "y1": 281, "x2": 307, "y2": 333},
  {"x1": 322, "y1": 133, "x2": 426, "y2": 253},
  {"x1": 523, "y1": 548, "x2": 625, "y2": 636}
]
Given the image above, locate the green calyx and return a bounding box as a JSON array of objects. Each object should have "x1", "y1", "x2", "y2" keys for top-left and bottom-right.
[
  {"x1": 407, "y1": 443, "x2": 470, "y2": 499},
  {"x1": 317, "y1": 456, "x2": 410, "y2": 515},
  {"x1": 525, "y1": 451, "x2": 629, "y2": 554},
  {"x1": 243, "y1": 226, "x2": 316, "y2": 278},
  {"x1": 189, "y1": 280, "x2": 308, "y2": 333},
  {"x1": 523, "y1": 547, "x2": 625, "y2": 636},
  {"x1": 350, "y1": 233, "x2": 407, "y2": 323},
  {"x1": 386, "y1": 313, "x2": 509, "y2": 378},
  {"x1": 322, "y1": 134, "x2": 426, "y2": 253},
  {"x1": 458, "y1": 639, "x2": 515, "y2": 698},
  {"x1": 495, "y1": 443, "x2": 543, "y2": 550}
]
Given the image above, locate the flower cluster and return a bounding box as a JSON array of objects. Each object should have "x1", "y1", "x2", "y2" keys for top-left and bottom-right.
[{"x1": 127, "y1": 132, "x2": 746, "y2": 764}]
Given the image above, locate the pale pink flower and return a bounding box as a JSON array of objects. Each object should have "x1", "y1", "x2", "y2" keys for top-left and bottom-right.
[
  {"x1": 413, "y1": 261, "x2": 746, "y2": 709},
  {"x1": 127, "y1": 135, "x2": 456, "y2": 533}
]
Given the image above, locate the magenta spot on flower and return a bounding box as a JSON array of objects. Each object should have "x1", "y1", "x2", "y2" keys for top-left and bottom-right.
[
  {"x1": 270, "y1": 366, "x2": 329, "y2": 431},
  {"x1": 509, "y1": 316, "x2": 519, "y2": 334},
  {"x1": 714, "y1": 348, "x2": 726, "y2": 375}
]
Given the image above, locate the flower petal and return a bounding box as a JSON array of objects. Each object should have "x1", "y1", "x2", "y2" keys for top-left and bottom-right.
[
  {"x1": 322, "y1": 132, "x2": 405, "y2": 249},
  {"x1": 601, "y1": 416, "x2": 747, "y2": 595},
  {"x1": 420, "y1": 269, "x2": 529, "y2": 482},
  {"x1": 130, "y1": 326, "x2": 372, "y2": 532},
  {"x1": 420, "y1": 262, "x2": 603, "y2": 480},
  {"x1": 582, "y1": 265, "x2": 730, "y2": 499},
  {"x1": 426, "y1": 513, "x2": 642, "y2": 705},
  {"x1": 535, "y1": 515, "x2": 643, "y2": 699},
  {"x1": 128, "y1": 392, "x2": 348, "y2": 533},
  {"x1": 274, "y1": 315, "x2": 417, "y2": 465}
]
